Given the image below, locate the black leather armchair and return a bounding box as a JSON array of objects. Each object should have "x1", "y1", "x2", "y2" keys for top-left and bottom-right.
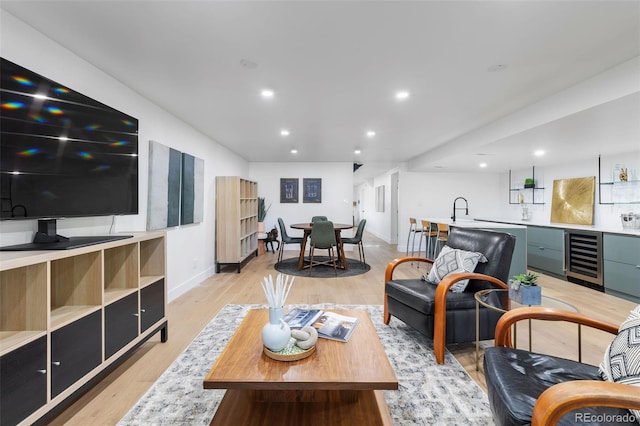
[
  {"x1": 384, "y1": 227, "x2": 515, "y2": 364},
  {"x1": 484, "y1": 307, "x2": 640, "y2": 426}
]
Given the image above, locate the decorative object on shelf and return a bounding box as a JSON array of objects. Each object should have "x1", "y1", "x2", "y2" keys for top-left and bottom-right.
[
  {"x1": 521, "y1": 206, "x2": 530, "y2": 221},
  {"x1": 524, "y1": 178, "x2": 535, "y2": 189},
  {"x1": 509, "y1": 272, "x2": 541, "y2": 305},
  {"x1": 280, "y1": 178, "x2": 299, "y2": 203},
  {"x1": 621, "y1": 212, "x2": 640, "y2": 229},
  {"x1": 550, "y1": 176, "x2": 595, "y2": 225},
  {"x1": 620, "y1": 167, "x2": 629, "y2": 182},
  {"x1": 260, "y1": 274, "x2": 295, "y2": 352},
  {"x1": 518, "y1": 192, "x2": 525, "y2": 204},
  {"x1": 257, "y1": 197, "x2": 271, "y2": 233},
  {"x1": 303, "y1": 178, "x2": 322, "y2": 203}
]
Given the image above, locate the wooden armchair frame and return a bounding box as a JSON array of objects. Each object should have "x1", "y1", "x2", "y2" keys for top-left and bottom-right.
[
  {"x1": 384, "y1": 256, "x2": 508, "y2": 364},
  {"x1": 492, "y1": 307, "x2": 640, "y2": 426}
]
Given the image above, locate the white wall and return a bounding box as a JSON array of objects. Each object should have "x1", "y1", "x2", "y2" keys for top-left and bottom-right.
[
  {"x1": 249, "y1": 162, "x2": 354, "y2": 249},
  {"x1": 356, "y1": 169, "x2": 503, "y2": 253},
  {"x1": 1, "y1": 12, "x2": 249, "y2": 301}
]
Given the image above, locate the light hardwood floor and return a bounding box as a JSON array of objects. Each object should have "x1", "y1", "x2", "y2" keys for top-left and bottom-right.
[{"x1": 49, "y1": 231, "x2": 636, "y2": 425}]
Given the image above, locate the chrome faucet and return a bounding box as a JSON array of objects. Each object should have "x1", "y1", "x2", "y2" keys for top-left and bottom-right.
[{"x1": 451, "y1": 197, "x2": 469, "y2": 222}]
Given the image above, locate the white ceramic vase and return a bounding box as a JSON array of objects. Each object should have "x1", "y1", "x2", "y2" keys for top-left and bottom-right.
[{"x1": 261, "y1": 307, "x2": 291, "y2": 352}]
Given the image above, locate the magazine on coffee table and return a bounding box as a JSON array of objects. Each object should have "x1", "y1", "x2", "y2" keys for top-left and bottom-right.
[
  {"x1": 283, "y1": 308, "x2": 324, "y2": 329},
  {"x1": 283, "y1": 308, "x2": 359, "y2": 342}
]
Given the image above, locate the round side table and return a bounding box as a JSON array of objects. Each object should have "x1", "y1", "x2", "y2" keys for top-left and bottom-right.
[{"x1": 474, "y1": 288, "x2": 578, "y2": 371}]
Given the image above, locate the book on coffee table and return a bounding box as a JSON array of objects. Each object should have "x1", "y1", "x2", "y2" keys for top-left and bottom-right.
[{"x1": 284, "y1": 308, "x2": 359, "y2": 342}]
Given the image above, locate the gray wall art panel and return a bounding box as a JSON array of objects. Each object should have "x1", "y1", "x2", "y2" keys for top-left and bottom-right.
[
  {"x1": 147, "y1": 140, "x2": 181, "y2": 230},
  {"x1": 181, "y1": 153, "x2": 195, "y2": 224},
  {"x1": 180, "y1": 153, "x2": 204, "y2": 225},
  {"x1": 147, "y1": 140, "x2": 170, "y2": 230},
  {"x1": 193, "y1": 156, "x2": 204, "y2": 223},
  {"x1": 167, "y1": 148, "x2": 182, "y2": 227}
]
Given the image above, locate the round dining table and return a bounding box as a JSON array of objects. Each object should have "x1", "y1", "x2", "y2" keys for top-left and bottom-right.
[{"x1": 290, "y1": 223, "x2": 353, "y2": 271}]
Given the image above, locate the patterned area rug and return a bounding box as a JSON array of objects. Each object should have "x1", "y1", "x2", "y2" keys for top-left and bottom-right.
[{"x1": 118, "y1": 304, "x2": 493, "y2": 425}]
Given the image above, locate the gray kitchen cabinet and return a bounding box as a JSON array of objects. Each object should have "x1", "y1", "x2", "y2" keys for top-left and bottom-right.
[
  {"x1": 603, "y1": 233, "x2": 640, "y2": 302},
  {"x1": 527, "y1": 226, "x2": 565, "y2": 277}
]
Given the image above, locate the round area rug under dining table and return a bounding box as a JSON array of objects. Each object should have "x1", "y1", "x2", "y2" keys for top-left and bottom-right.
[{"x1": 274, "y1": 256, "x2": 370, "y2": 277}]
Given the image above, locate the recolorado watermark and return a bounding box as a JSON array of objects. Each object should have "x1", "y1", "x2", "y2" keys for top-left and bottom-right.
[{"x1": 574, "y1": 412, "x2": 636, "y2": 423}]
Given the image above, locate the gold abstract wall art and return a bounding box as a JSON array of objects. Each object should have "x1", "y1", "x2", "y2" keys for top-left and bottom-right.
[{"x1": 550, "y1": 176, "x2": 596, "y2": 225}]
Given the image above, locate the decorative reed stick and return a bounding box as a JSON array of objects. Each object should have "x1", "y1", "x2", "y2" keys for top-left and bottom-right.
[{"x1": 260, "y1": 273, "x2": 295, "y2": 308}]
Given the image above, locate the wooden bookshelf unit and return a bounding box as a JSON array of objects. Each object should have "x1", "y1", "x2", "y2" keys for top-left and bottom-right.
[
  {"x1": 0, "y1": 231, "x2": 168, "y2": 426},
  {"x1": 215, "y1": 176, "x2": 258, "y2": 273}
]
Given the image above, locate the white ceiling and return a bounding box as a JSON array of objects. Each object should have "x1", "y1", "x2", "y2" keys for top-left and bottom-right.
[{"x1": 3, "y1": 1, "x2": 639, "y2": 184}]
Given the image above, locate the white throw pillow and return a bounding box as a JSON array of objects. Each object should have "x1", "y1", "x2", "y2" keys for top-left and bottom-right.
[
  {"x1": 599, "y1": 304, "x2": 640, "y2": 422},
  {"x1": 422, "y1": 245, "x2": 488, "y2": 292}
]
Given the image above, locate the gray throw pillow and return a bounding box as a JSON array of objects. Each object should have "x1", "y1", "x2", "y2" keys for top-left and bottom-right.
[{"x1": 422, "y1": 245, "x2": 488, "y2": 292}]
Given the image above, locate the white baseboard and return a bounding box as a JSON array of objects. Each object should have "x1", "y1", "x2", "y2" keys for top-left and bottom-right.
[{"x1": 168, "y1": 266, "x2": 216, "y2": 303}]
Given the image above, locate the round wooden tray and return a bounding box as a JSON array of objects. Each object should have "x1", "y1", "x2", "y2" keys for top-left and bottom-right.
[{"x1": 263, "y1": 344, "x2": 316, "y2": 362}]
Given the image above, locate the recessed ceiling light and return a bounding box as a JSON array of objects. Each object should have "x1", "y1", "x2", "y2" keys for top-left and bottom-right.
[
  {"x1": 366, "y1": 130, "x2": 376, "y2": 137},
  {"x1": 395, "y1": 91, "x2": 410, "y2": 100},
  {"x1": 261, "y1": 89, "x2": 274, "y2": 99},
  {"x1": 534, "y1": 149, "x2": 545, "y2": 157},
  {"x1": 487, "y1": 64, "x2": 509, "y2": 72},
  {"x1": 354, "y1": 149, "x2": 362, "y2": 155},
  {"x1": 240, "y1": 59, "x2": 258, "y2": 69},
  {"x1": 280, "y1": 129, "x2": 290, "y2": 136},
  {"x1": 290, "y1": 149, "x2": 298, "y2": 154},
  {"x1": 479, "y1": 163, "x2": 488, "y2": 168}
]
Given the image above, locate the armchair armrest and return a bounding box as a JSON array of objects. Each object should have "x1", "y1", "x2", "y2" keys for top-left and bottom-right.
[
  {"x1": 532, "y1": 380, "x2": 640, "y2": 426},
  {"x1": 433, "y1": 272, "x2": 508, "y2": 364},
  {"x1": 493, "y1": 307, "x2": 618, "y2": 348},
  {"x1": 384, "y1": 256, "x2": 433, "y2": 283},
  {"x1": 383, "y1": 256, "x2": 433, "y2": 326}
]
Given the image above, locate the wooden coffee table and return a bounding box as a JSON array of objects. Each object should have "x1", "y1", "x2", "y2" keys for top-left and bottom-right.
[{"x1": 203, "y1": 309, "x2": 398, "y2": 425}]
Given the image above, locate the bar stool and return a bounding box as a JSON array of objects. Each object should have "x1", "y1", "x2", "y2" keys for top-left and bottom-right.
[
  {"x1": 417, "y1": 220, "x2": 438, "y2": 259},
  {"x1": 433, "y1": 223, "x2": 449, "y2": 257},
  {"x1": 405, "y1": 217, "x2": 422, "y2": 256}
]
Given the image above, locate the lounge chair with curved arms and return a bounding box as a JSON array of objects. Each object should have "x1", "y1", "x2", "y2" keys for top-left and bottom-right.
[{"x1": 484, "y1": 306, "x2": 640, "y2": 426}]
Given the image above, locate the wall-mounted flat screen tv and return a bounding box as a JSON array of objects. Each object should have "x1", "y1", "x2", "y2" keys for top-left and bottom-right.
[{"x1": 0, "y1": 57, "x2": 139, "y2": 222}]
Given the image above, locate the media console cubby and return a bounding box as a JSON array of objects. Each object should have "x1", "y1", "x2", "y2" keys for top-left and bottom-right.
[{"x1": 0, "y1": 231, "x2": 168, "y2": 426}]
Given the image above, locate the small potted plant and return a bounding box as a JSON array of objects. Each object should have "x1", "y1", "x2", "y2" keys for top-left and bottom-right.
[
  {"x1": 257, "y1": 197, "x2": 271, "y2": 233},
  {"x1": 509, "y1": 272, "x2": 541, "y2": 305}
]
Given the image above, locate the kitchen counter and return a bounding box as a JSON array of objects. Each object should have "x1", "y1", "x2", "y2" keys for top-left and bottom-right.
[
  {"x1": 423, "y1": 218, "x2": 527, "y2": 229},
  {"x1": 422, "y1": 218, "x2": 527, "y2": 278},
  {"x1": 474, "y1": 217, "x2": 640, "y2": 237}
]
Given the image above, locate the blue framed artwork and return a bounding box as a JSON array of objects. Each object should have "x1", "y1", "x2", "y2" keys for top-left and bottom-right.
[
  {"x1": 280, "y1": 178, "x2": 298, "y2": 203},
  {"x1": 303, "y1": 178, "x2": 322, "y2": 203}
]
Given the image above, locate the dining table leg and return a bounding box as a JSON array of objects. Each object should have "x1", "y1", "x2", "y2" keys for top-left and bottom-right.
[
  {"x1": 297, "y1": 230, "x2": 311, "y2": 270},
  {"x1": 335, "y1": 231, "x2": 348, "y2": 270}
]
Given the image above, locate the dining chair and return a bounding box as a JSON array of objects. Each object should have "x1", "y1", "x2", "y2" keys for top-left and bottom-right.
[
  {"x1": 308, "y1": 220, "x2": 338, "y2": 274},
  {"x1": 417, "y1": 220, "x2": 438, "y2": 260},
  {"x1": 342, "y1": 219, "x2": 367, "y2": 263},
  {"x1": 433, "y1": 222, "x2": 449, "y2": 257},
  {"x1": 311, "y1": 216, "x2": 328, "y2": 223},
  {"x1": 276, "y1": 218, "x2": 304, "y2": 263}
]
